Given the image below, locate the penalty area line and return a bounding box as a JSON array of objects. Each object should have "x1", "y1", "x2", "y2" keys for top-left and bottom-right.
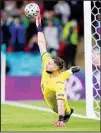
[{"x1": 2, "y1": 101, "x2": 100, "y2": 120}]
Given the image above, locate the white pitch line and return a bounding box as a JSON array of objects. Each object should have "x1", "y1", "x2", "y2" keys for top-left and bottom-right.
[{"x1": 2, "y1": 101, "x2": 100, "y2": 120}]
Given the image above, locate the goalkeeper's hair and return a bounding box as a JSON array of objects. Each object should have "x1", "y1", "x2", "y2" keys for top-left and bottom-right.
[{"x1": 53, "y1": 57, "x2": 64, "y2": 70}]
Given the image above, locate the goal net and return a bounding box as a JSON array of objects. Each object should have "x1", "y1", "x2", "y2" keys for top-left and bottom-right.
[{"x1": 84, "y1": 1, "x2": 100, "y2": 120}]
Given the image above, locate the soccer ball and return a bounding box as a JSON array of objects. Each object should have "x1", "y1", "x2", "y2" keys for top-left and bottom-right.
[{"x1": 24, "y1": 3, "x2": 40, "y2": 19}]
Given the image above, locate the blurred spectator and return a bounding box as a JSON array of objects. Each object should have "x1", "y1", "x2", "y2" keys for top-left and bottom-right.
[
  {"x1": 69, "y1": 1, "x2": 83, "y2": 37},
  {"x1": 1, "y1": 0, "x2": 83, "y2": 57},
  {"x1": 43, "y1": 10, "x2": 63, "y2": 38},
  {"x1": 44, "y1": 20, "x2": 59, "y2": 56},
  {"x1": 62, "y1": 20, "x2": 79, "y2": 68},
  {"x1": 0, "y1": 0, "x2": 84, "y2": 76},
  {"x1": 16, "y1": 0, "x2": 24, "y2": 9},
  {"x1": 9, "y1": 17, "x2": 26, "y2": 52},
  {"x1": 18, "y1": 7, "x2": 30, "y2": 30},
  {"x1": 43, "y1": 1, "x2": 57, "y2": 11},
  {"x1": 4, "y1": 1, "x2": 20, "y2": 16},
  {"x1": 1, "y1": 11, "x2": 11, "y2": 49},
  {"x1": 25, "y1": 19, "x2": 39, "y2": 53},
  {"x1": 20, "y1": 14, "x2": 30, "y2": 30},
  {"x1": 54, "y1": 0, "x2": 71, "y2": 24},
  {"x1": 19, "y1": 1, "x2": 30, "y2": 29}
]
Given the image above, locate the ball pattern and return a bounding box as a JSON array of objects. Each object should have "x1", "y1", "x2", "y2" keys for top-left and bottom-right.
[{"x1": 24, "y1": 3, "x2": 40, "y2": 18}]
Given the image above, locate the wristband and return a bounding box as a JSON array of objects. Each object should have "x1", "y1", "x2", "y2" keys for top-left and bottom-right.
[
  {"x1": 37, "y1": 24, "x2": 42, "y2": 32},
  {"x1": 59, "y1": 115, "x2": 64, "y2": 121}
]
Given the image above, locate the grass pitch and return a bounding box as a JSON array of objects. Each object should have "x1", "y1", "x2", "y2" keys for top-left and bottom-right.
[{"x1": 1, "y1": 100, "x2": 100, "y2": 131}]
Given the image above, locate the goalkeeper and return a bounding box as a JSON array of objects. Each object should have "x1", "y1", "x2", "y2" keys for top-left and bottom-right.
[{"x1": 36, "y1": 13, "x2": 80, "y2": 127}]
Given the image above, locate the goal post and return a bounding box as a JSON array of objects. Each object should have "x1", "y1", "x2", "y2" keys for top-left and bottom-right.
[
  {"x1": 84, "y1": 1, "x2": 100, "y2": 119},
  {"x1": 84, "y1": 1, "x2": 96, "y2": 118},
  {"x1": 1, "y1": 52, "x2": 6, "y2": 103}
]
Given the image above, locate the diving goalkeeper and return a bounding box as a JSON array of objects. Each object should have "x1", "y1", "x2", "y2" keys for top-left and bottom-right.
[{"x1": 36, "y1": 13, "x2": 80, "y2": 127}]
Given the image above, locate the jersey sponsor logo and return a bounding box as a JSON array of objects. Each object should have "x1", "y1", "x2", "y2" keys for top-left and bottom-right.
[{"x1": 57, "y1": 94, "x2": 64, "y2": 97}]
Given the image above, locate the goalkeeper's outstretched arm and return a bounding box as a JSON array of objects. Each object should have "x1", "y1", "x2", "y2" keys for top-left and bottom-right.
[{"x1": 36, "y1": 14, "x2": 47, "y2": 55}]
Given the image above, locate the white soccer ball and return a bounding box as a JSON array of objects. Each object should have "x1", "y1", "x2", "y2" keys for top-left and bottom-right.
[{"x1": 24, "y1": 3, "x2": 40, "y2": 19}]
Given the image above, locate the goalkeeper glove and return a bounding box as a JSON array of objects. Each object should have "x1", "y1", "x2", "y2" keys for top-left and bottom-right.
[
  {"x1": 53, "y1": 115, "x2": 65, "y2": 127},
  {"x1": 70, "y1": 66, "x2": 80, "y2": 73},
  {"x1": 53, "y1": 120, "x2": 65, "y2": 127}
]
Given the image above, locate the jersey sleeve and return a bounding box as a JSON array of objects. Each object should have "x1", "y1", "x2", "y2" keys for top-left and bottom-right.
[
  {"x1": 60, "y1": 70, "x2": 72, "y2": 81},
  {"x1": 56, "y1": 82, "x2": 65, "y2": 101},
  {"x1": 41, "y1": 52, "x2": 52, "y2": 66}
]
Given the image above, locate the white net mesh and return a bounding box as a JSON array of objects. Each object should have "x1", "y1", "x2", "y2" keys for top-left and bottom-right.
[{"x1": 91, "y1": 0, "x2": 101, "y2": 118}]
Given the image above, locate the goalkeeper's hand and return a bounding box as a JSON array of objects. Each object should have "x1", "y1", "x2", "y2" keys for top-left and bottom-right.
[
  {"x1": 52, "y1": 115, "x2": 65, "y2": 127},
  {"x1": 53, "y1": 121, "x2": 65, "y2": 127},
  {"x1": 70, "y1": 66, "x2": 81, "y2": 73}
]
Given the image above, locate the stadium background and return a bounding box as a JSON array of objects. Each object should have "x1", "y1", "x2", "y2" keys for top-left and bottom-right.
[{"x1": 1, "y1": 0, "x2": 100, "y2": 131}]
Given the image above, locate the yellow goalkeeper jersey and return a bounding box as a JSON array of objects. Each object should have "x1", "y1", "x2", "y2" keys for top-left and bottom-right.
[{"x1": 41, "y1": 52, "x2": 72, "y2": 101}]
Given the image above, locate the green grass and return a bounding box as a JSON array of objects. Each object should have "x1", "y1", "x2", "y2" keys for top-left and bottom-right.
[
  {"x1": 1, "y1": 100, "x2": 100, "y2": 131},
  {"x1": 20, "y1": 100, "x2": 86, "y2": 115}
]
